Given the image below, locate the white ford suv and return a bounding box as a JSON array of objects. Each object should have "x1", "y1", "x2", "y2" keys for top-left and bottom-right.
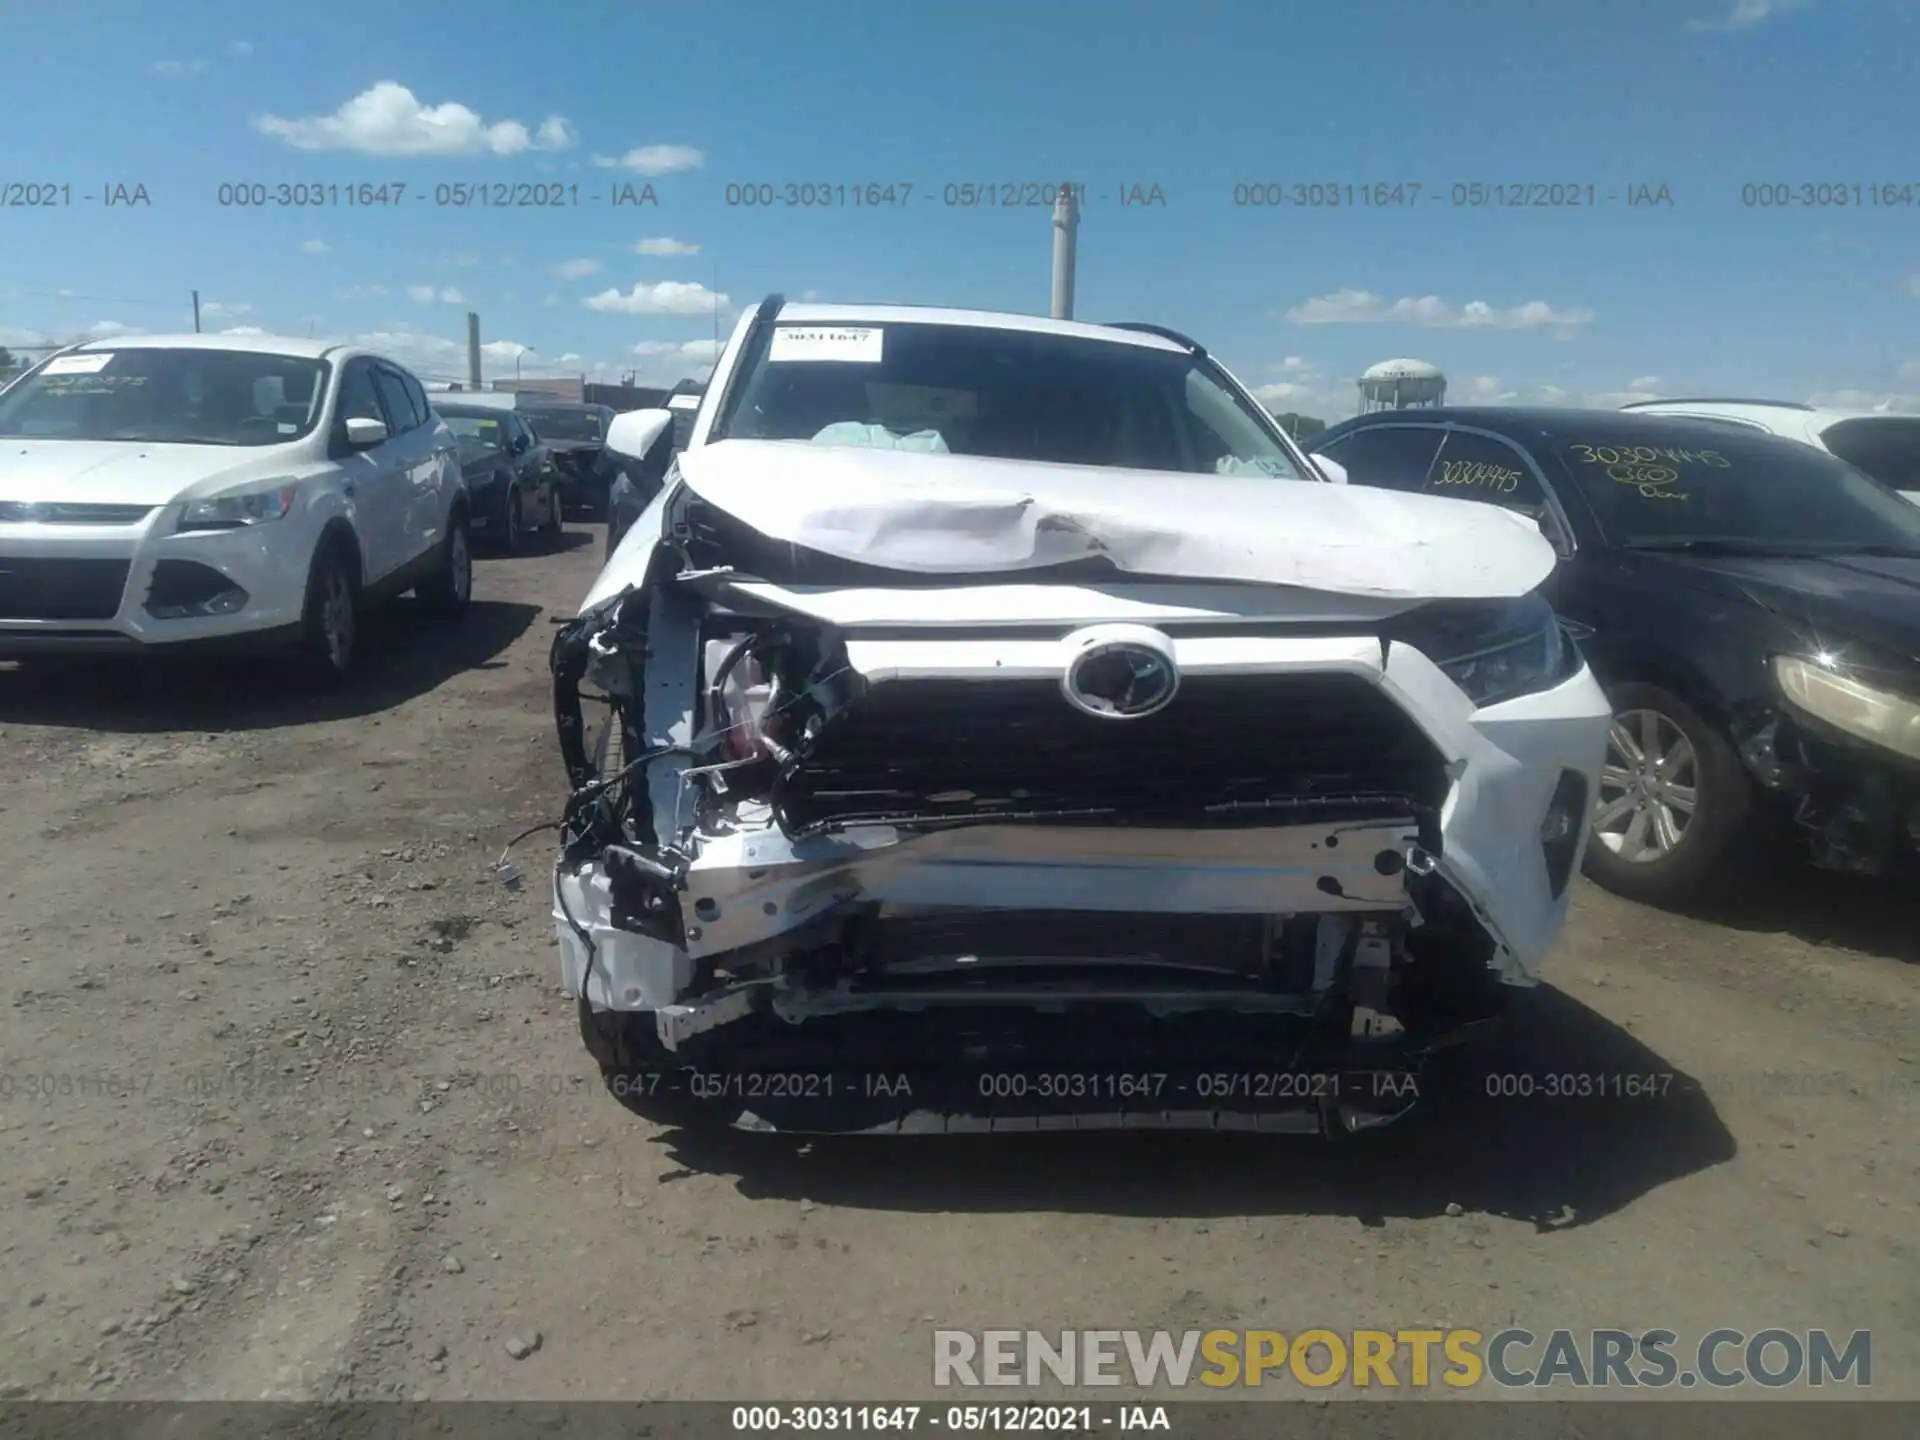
[
  {"x1": 0, "y1": 334, "x2": 473, "y2": 681},
  {"x1": 1620, "y1": 398, "x2": 1920, "y2": 507},
  {"x1": 546, "y1": 297, "x2": 1614, "y2": 1135}
]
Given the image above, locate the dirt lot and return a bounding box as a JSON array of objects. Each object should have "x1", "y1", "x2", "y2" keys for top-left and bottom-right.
[{"x1": 0, "y1": 525, "x2": 1915, "y2": 1404}]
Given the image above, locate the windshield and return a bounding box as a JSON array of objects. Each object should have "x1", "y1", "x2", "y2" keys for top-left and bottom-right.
[
  {"x1": 1818, "y1": 417, "x2": 1920, "y2": 493},
  {"x1": 710, "y1": 320, "x2": 1307, "y2": 478},
  {"x1": 526, "y1": 409, "x2": 604, "y2": 442},
  {"x1": 0, "y1": 348, "x2": 328, "y2": 447},
  {"x1": 441, "y1": 412, "x2": 507, "y2": 450},
  {"x1": 1547, "y1": 425, "x2": 1920, "y2": 551}
]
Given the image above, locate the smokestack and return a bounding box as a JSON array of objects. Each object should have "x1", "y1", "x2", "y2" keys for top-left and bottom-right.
[
  {"x1": 466, "y1": 312, "x2": 482, "y2": 389},
  {"x1": 1050, "y1": 180, "x2": 1079, "y2": 320}
]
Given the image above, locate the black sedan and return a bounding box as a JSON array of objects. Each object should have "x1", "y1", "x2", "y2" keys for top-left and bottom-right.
[
  {"x1": 1308, "y1": 407, "x2": 1920, "y2": 903},
  {"x1": 438, "y1": 403, "x2": 562, "y2": 554},
  {"x1": 518, "y1": 402, "x2": 617, "y2": 517}
]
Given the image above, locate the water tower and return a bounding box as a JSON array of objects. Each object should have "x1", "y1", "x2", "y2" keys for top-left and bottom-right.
[{"x1": 1357, "y1": 358, "x2": 1447, "y2": 413}]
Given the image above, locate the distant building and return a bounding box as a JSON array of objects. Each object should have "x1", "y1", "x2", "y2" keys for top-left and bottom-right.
[
  {"x1": 492, "y1": 377, "x2": 584, "y2": 403},
  {"x1": 1357, "y1": 358, "x2": 1447, "y2": 413}
]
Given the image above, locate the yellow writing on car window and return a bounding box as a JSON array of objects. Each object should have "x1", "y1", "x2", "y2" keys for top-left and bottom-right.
[
  {"x1": 1433, "y1": 459, "x2": 1523, "y2": 494},
  {"x1": 1568, "y1": 443, "x2": 1729, "y2": 468}
]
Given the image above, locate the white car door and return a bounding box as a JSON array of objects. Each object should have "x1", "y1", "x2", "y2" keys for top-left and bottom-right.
[
  {"x1": 334, "y1": 359, "x2": 409, "y2": 582},
  {"x1": 371, "y1": 365, "x2": 443, "y2": 568}
]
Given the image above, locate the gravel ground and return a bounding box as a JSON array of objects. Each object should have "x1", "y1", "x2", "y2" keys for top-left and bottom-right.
[{"x1": 0, "y1": 524, "x2": 1914, "y2": 1404}]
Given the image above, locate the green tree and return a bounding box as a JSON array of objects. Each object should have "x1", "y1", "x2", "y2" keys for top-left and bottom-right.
[
  {"x1": 1270, "y1": 410, "x2": 1327, "y2": 441},
  {"x1": 0, "y1": 346, "x2": 14, "y2": 377}
]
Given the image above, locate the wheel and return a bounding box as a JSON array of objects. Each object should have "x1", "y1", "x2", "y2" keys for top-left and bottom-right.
[
  {"x1": 541, "y1": 483, "x2": 565, "y2": 540},
  {"x1": 500, "y1": 486, "x2": 523, "y2": 556},
  {"x1": 415, "y1": 510, "x2": 472, "y2": 619},
  {"x1": 292, "y1": 539, "x2": 360, "y2": 685},
  {"x1": 578, "y1": 1000, "x2": 714, "y2": 1128},
  {"x1": 1582, "y1": 681, "x2": 1758, "y2": 905}
]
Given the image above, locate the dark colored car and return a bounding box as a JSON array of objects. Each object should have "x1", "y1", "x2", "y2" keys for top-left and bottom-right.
[
  {"x1": 603, "y1": 399, "x2": 691, "y2": 559},
  {"x1": 517, "y1": 402, "x2": 616, "y2": 517},
  {"x1": 1309, "y1": 407, "x2": 1920, "y2": 903},
  {"x1": 436, "y1": 403, "x2": 561, "y2": 554}
]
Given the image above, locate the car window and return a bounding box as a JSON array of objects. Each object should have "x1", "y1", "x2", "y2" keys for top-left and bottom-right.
[
  {"x1": 1312, "y1": 426, "x2": 1448, "y2": 491},
  {"x1": 337, "y1": 362, "x2": 385, "y2": 426},
  {"x1": 509, "y1": 415, "x2": 533, "y2": 450},
  {"x1": 1544, "y1": 423, "x2": 1920, "y2": 549},
  {"x1": 441, "y1": 412, "x2": 506, "y2": 450},
  {"x1": 1421, "y1": 430, "x2": 1549, "y2": 513},
  {"x1": 0, "y1": 347, "x2": 329, "y2": 447},
  {"x1": 710, "y1": 320, "x2": 1306, "y2": 479},
  {"x1": 373, "y1": 367, "x2": 421, "y2": 434},
  {"x1": 1819, "y1": 417, "x2": 1920, "y2": 492},
  {"x1": 401, "y1": 371, "x2": 432, "y2": 429}
]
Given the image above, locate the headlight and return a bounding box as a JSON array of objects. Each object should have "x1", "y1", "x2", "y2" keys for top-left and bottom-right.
[
  {"x1": 1386, "y1": 591, "x2": 1578, "y2": 708},
  {"x1": 178, "y1": 484, "x2": 298, "y2": 532},
  {"x1": 1774, "y1": 654, "x2": 1920, "y2": 762}
]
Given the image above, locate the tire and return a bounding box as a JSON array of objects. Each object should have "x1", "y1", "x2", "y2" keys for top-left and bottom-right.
[
  {"x1": 579, "y1": 1001, "x2": 714, "y2": 1128},
  {"x1": 499, "y1": 485, "x2": 523, "y2": 556},
  {"x1": 292, "y1": 538, "x2": 361, "y2": 686},
  {"x1": 1582, "y1": 680, "x2": 1759, "y2": 906},
  {"x1": 415, "y1": 509, "x2": 473, "y2": 619},
  {"x1": 541, "y1": 483, "x2": 565, "y2": 540}
]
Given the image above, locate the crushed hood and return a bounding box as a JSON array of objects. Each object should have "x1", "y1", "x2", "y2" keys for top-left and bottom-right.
[{"x1": 673, "y1": 439, "x2": 1556, "y2": 599}]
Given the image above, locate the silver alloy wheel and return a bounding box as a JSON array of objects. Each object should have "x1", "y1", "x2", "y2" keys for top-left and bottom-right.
[
  {"x1": 1593, "y1": 707, "x2": 1699, "y2": 863},
  {"x1": 450, "y1": 523, "x2": 471, "y2": 602},
  {"x1": 320, "y1": 566, "x2": 355, "y2": 672}
]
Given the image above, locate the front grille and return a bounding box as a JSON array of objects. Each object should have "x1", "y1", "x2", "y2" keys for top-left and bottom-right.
[
  {"x1": 778, "y1": 673, "x2": 1451, "y2": 833},
  {"x1": 0, "y1": 556, "x2": 131, "y2": 621},
  {"x1": 0, "y1": 501, "x2": 155, "y2": 525}
]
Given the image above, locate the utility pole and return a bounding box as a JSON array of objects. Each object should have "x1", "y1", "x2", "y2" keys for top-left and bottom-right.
[
  {"x1": 466, "y1": 312, "x2": 482, "y2": 389},
  {"x1": 1050, "y1": 180, "x2": 1079, "y2": 320},
  {"x1": 192, "y1": 290, "x2": 201, "y2": 333}
]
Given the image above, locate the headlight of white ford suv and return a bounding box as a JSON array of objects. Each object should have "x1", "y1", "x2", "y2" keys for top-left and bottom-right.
[
  {"x1": 178, "y1": 484, "x2": 298, "y2": 532},
  {"x1": 1386, "y1": 591, "x2": 1580, "y2": 708},
  {"x1": 1774, "y1": 653, "x2": 1920, "y2": 761}
]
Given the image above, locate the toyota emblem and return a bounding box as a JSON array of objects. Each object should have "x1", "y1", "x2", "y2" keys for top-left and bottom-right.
[{"x1": 1062, "y1": 640, "x2": 1180, "y2": 720}]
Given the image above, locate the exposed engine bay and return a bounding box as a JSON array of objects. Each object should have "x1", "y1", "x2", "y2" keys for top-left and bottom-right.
[{"x1": 544, "y1": 482, "x2": 1611, "y2": 1135}]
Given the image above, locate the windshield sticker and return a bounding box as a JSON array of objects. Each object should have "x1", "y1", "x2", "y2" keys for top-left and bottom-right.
[
  {"x1": 1214, "y1": 455, "x2": 1292, "y2": 477},
  {"x1": 1433, "y1": 459, "x2": 1524, "y2": 494},
  {"x1": 768, "y1": 326, "x2": 884, "y2": 363},
  {"x1": 39, "y1": 374, "x2": 147, "y2": 397},
  {"x1": 41, "y1": 353, "x2": 114, "y2": 375}
]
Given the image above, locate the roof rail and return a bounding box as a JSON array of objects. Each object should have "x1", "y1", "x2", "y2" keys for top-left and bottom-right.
[
  {"x1": 1620, "y1": 397, "x2": 1815, "y2": 412},
  {"x1": 1104, "y1": 321, "x2": 1205, "y2": 356}
]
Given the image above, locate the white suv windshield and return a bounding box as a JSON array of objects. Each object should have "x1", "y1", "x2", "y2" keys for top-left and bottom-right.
[
  {"x1": 0, "y1": 348, "x2": 329, "y2": 447},
  {"x1": 710, "y1": 320, "x2": 1307, "y2": 479}
]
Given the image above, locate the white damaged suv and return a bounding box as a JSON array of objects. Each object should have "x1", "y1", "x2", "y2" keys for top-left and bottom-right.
[{"x1": 548, "y1": 297, "x2": 1613, "y2": 1134}]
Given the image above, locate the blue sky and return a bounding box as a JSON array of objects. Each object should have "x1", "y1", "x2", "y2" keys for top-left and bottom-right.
[{"x1": 3, "y1": 0, "x2": 1916, "y2": 416}]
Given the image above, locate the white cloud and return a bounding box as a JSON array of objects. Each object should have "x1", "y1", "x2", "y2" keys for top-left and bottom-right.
[
  {"x1": 551, "y1": 258, "x2": 602, "y2": 280},
  {"x1": 634, "y1": 236, "x2": 700, "y2": 256},
  {"x1": 255, "y1": 82, "x2": 577, "y2": 157},
  {"x1": 335, "y1": 284, "x2": 388, "y2": 300},
  {"x1": 591, "y1": 144, "x2": 705, "y2": 175},
  {"x1": 151, "y1": 58, "x2": 211, "y2": 78},
  {"x1": 199, "y1": 301, "x2": 252, "y2": 318},
  {"x1": 218, "y1": 325, "x2": 268, "y2": 337},
  {"x1": 1251, "y1": 380, "x2": 1321, "y2": 406},
  {"x1": 86, "y1": 321, "x2": 141, "y2": 338},
  {"x1": 1627, "y1": 374, "x2": 1663, "y2": 391},
  {"x1": 407, "y1": 285, "x2": 467, "y2": 304},
  {"x1": 626, "y1": 338, "x2": 722, "y2": 383},
  {"x1": 585, "y1": 281, "x2": 728, "y2": 315},
  {"x1": 342, "y1": 327, "x2": 534, "y2": 382},
  {"x1": 1897, "y1": 361, "x2": 1920, "y2": 381},
  {"x1": 552, "y1": 351, "x2": 585, "y2": 365},
  {"x1": 1900, "y1": 275, "x2": 1920, "y2": 298},
  {"x1": 1687, "y1": 0, "x2": 1813, "y2": 33},
  {"x1": 300, "y1": 239, "x2": 330, "y2": 254},
  {"x1": 437, "y1": 252, "x2": 482, "y2": 269},
  {"x1": 224, "y1": 40, "x2": 255, "y2": 59},
  {"x1": 480, "y1": 340, "x2": 532, "y2": 363},
  {"x1": 1283, "y1": 288, "x2": 1594, "y2": 332}
]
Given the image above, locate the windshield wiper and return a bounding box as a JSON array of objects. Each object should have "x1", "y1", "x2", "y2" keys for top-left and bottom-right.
[{"x1": 1619, "y1": 537, "x2": 1914, "y2": 557}]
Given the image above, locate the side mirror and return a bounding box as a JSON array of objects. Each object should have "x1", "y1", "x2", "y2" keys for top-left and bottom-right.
[
  {"x1": 605, "y1": 407, "x2": 673, "y2": 461},
  {"x1": 511, "y1": 433, "x2": 530, "y2": 456},
  {"x1": 344, "y1": 416, "x2": 388, "y2": 448},
  {"x1": 1312, "y1": 455, "x2": 1348, "y2": 485}
]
